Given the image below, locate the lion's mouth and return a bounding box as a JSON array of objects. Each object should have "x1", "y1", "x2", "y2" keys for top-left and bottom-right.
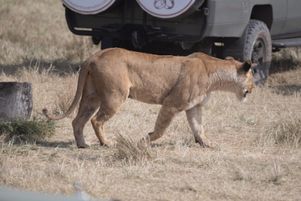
[{"x1": 243, "y1": 89, "x2": 249, "y2": 98}]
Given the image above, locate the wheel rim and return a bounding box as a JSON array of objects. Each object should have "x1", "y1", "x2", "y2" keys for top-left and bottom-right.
[
  {"x1": 251, "y1": 38, "x2": 266, "y2": 65},
  {"x1": 251, "y1": 37, "x2": 270, "y2": 84}
]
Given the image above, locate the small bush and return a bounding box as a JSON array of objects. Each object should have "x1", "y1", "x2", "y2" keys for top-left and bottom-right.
[
  {"x1": 114, "y1": 134, "x2": 152, "y2": 164},
  {"x1": 260, "y1": 117, "x2": 301, "y2": 148},
  {"x1": 0, "y1": 119, "x2": 55, "y2": 143}
]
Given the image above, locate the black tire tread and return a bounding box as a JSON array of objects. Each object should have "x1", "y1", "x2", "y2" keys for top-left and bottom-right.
[
  {"x1": 242, "y1": 19, "x2": 272, "y2": 61},
  {"x1": 223, "y1": 19, "x2": 272, "y2": 61}
]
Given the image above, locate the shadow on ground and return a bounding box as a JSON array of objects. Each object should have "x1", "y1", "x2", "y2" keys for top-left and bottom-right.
[
  {"x1": 0, "y1": 135, "x2": 74, "y2": 148},
  {"x1": 270, "y1": 58, "x2": 301, "y2": 74},
  {"x1": 35, "y1": 140, "x2": 74, "y2": 148},
  {"x1": 269, "y1": 84, "x2": 301, "y2": 96},
  {"x1": 0, "y1": 58, "x2": 81, "y2": 76}
]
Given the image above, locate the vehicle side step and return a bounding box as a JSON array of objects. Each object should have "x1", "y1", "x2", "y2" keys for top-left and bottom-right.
[{"x1": 272, "y1": 38, "x2": 301, "y2": 48}]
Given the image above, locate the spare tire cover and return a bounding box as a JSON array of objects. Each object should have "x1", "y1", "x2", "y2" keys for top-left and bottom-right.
[
  {"x1": 136, "y1": 0, "x2": 202, "y2": 19},
  {"x1": 63, "y1": 0, "x2": 116, "y2": 15}
]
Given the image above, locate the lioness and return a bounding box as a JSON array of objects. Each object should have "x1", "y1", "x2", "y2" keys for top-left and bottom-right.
[{"x1": 43, "y1": 48, "x2": 255, "y2": 148}]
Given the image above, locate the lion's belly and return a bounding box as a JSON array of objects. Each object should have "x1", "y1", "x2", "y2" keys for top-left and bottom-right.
[{"x1": 128, "y1": 86, "x2": 170, "y2": 104}]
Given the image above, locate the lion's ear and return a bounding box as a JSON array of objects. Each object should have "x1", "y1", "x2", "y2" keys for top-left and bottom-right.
[{"x1": 239, "y1": 60, "x2": 252, "y2": 73}]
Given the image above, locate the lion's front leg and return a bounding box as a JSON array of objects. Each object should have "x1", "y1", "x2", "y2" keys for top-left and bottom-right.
[
  {"x1": 145, "y1": 106, "x2": 178, "y2": 143},
  {"x1": 185, "y1": 104, "x2": 212, "y2": 148}
]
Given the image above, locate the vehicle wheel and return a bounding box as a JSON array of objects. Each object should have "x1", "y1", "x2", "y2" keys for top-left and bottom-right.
[{"x1": 223, "y1": 20, "x2": 272, "y2": 84}]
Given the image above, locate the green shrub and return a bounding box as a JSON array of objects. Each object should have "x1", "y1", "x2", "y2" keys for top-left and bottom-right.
[{"x1": 0, "y1": 119, "x2": 55, "y2": 143}]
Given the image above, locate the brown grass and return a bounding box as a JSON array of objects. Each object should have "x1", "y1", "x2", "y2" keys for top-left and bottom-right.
[
  {"x1": 114, "y1": 134, "x2": 152, "y2": 164},
  {"x1": 260, "y1": 117, "x2": 301, "y2": 148},
  {"x1": 0, "y1": 1, "x2": 301, "y2": 201}
]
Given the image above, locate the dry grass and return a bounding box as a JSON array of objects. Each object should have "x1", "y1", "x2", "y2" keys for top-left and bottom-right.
[
  {"x1": 260, "y1": 117, "x2": 301, "y2": 148},
  {"x1": 0, "y1": 1, "x2": 301, "y2": 201},
  {"x1": 114, "y1": 134, "x2": 153, "y2": 164}
]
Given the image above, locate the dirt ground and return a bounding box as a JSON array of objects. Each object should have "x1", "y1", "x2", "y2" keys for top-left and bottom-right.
[{"x1": 0, "y1": 1, "x2": 300, "y2": 201}]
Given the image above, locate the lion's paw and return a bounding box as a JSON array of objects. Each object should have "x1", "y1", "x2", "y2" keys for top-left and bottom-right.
[{"x1": 77, "y1": 143, "x2": 90, "y2": 149}]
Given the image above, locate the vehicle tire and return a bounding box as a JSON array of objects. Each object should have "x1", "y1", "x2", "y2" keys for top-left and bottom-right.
[{"x1": 223, "y1": 20, "x2": 272, "y2": 84}]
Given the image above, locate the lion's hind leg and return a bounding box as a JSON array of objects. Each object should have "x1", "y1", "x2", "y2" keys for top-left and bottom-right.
[
  {"x1": 91, "y1": 107, "x2": 114, "y2": 147},
  {"x1": 72, "y1": 95, "x2": 100, "y2": 148},
  {"x1": 185, "y1": 104, "x2": 212, "y2": 148},
  {"x1": 91, "y1": 91, "x2": 128, "y2": 147}
]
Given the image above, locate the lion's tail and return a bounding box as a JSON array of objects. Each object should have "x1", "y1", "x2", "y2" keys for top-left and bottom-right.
[{"x1": 42, "y1": 62, "x2": 89, "y2": 121}]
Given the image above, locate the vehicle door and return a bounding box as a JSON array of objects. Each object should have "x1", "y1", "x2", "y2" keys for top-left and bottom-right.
[
  {"x1": 283, "y1": 0, "x2": 301, "y2": 36},
  {"x1": 268, "y1": 0, "x2": 287, "y2": 37}
]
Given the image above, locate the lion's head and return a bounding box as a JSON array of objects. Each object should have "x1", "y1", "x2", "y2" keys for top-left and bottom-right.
[{"x1": 234, "y1": 60, "x2": 256, "y2": 101}]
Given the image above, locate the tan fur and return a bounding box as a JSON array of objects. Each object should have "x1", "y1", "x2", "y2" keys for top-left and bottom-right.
[{"x1": 43, "y1": 48, "x2": 255, "y2": 148}]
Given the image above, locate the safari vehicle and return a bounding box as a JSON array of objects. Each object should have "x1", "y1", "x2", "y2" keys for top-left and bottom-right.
[{"x1": 63, "y1": 0, "x2": 301, "y2": 82}]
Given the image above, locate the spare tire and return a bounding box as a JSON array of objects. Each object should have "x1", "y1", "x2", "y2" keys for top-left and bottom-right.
[
  {"x1": 136, "y1": 0, "x2": 204, "y2": 19},
  {"x1": 63, "y1": 0, "x2": 117, "y2": 15}
]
